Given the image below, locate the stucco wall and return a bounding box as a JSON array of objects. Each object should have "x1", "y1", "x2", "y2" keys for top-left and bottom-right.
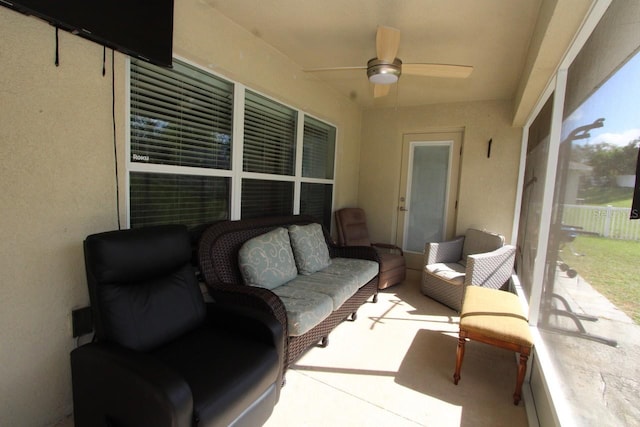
[
  {"x1": 359, "y1": 100, "x2": 522, "y2": 246},
  {"x1": 0, "y1": 2, "x2": 362, "y2": 425},
  {"x1": 0, "y1": 10, "x2": 119, "y2": 426}
]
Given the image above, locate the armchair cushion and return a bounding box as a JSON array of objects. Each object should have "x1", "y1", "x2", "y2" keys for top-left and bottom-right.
[
  {"x1": 288, "y1": 223, "x2": 331, "y2": 275},
  {"x1": 461, "y1": 228, "x2": 505, "y2": 262},
  {"x1": 425, "y1": 262, "x2": 466, "y2": 285},
  {"x1": 335, "y1": 208, "x2": 371, "y2": 246},
  {"x1": 86, "y1": 225, "x2": 193, "y2": 282},
  {"x1": 424, "y1": 236, "x2": 465, "y2": 265},
  {"x1": 84, "y1": 225, "x2": 206, "y2": 352},
  {"x1": 71, "y1": 304, "x2": 283, "y2": 427},
  {"x1": 238, "y1": 227, "x2": 298, "y2": 289},
  {"x1": 152, "y1": 325, "x2": 279, "y2": 426}
]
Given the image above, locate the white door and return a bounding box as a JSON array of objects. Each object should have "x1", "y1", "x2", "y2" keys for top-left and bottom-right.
[{"x1": 396, "y1": 132, "x2": 462, "y2": 272}]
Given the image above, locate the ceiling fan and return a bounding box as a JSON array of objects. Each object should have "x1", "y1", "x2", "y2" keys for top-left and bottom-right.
[{"x1": 304, "y1": 26, "x2": 473, "y2": 98}]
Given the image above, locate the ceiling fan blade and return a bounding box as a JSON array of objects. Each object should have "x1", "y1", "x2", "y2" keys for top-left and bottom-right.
[
  {"x1": 373, "y1": 84, "x2": 391, "y2": 98},
  {"x1": 302, "y1": 66, "x2": 366, "y2": 73},
  {"x1": 402, "y1": 63, "x2": 473, "y2": 78},
  {"x1": 376, "y1": 26, "x2": 400, "y2": 62}
]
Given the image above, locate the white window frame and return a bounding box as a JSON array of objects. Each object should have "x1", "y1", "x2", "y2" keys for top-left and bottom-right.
[{"x1": 125, "y1": 55, "x2": 337, "y2": 227}]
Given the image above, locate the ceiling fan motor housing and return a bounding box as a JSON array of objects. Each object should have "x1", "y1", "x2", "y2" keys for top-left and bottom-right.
[{"x1": 367, "y1": 58, "x2": 402, "y2": 84}]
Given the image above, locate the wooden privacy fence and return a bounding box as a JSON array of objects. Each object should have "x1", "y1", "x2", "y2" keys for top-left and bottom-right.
[{"x1": 563, "y1": 204, "x2": 640, "y2": 241}]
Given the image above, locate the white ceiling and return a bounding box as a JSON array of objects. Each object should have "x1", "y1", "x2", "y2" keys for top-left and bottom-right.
[{"x1": 206, "y1": 0, "x2": 543, "y2": 109}]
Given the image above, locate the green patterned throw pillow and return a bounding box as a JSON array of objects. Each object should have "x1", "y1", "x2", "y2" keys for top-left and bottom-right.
[
  {"x1": 288, "y1": 223, "x2": 331, "y2": 275},
  {"x1": 238, "y1": 227, "x2": 298, "y2": 289}
]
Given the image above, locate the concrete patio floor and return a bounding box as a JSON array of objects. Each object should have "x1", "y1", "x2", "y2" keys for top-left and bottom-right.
[
  {"x1": 537, "y1": 269, "x2": 640, "y2": 426},
  {"x1": 264, "y1": 280, "x2": 529, "y2": 427}
]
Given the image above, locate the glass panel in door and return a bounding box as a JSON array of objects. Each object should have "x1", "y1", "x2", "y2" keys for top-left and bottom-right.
[{"x1": 405, "y1": 143, "x2": 451, "y2": 251}]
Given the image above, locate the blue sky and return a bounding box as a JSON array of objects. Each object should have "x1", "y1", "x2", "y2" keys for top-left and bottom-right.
[{"x1": 563, "y1": 50, "x2": 640, "y2": 146}]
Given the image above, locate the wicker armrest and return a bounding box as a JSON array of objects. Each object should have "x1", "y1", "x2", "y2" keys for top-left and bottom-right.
[
  {"x1": 424, "y1": 236, "x2": 465, "y2": 265},
  {"x1": 464, "y1": 244, "x2": 516, "y2": 289}
]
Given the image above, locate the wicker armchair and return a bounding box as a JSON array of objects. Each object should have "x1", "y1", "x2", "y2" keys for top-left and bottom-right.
[{"x1": 421, "y1": 228, "x2": 516, "y2": 311}]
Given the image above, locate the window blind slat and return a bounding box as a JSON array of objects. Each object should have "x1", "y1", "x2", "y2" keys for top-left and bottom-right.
[
  {"x1": 303, "y1": 116, "x2": 335, "y2": 179},
  {"x1": 241, "y1": 179, "x2": 294, "y2": 219},
  {"x1": 129, "y1": 59, "x2": 335, "y2": 231},
  {"x1": 300, "y1": 182, "x2": 333, "y2": 229},
  {"x1": 130, "y1": 172, "x2": 229, "y2": 228},
  {"x1": 130, "y1": 60, "x2": 233, "y2": 170},
  {"x1": 243, "y1": 91, "x2": 296, "y2": 175}
]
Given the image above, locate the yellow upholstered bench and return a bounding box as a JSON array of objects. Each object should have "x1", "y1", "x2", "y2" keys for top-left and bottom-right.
[{"x1": 453, "y1": 285, "x2": 533, "y2": 405}]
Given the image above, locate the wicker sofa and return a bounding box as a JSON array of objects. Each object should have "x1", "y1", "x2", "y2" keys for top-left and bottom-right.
[{"x1": 198, "y1": 215, "x2": 379, "y2": 372}]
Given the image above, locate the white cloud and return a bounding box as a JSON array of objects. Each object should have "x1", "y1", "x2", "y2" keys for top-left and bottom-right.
[{"x1": 590, "y1": 128, "x2": 640, "y2": 146}]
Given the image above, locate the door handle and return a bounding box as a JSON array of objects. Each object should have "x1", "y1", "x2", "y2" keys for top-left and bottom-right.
[{"x1": 399, "y1": 206, "x2": 408, "y2": 211}]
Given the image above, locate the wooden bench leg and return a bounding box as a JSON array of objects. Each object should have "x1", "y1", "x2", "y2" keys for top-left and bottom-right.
[
  {"x1": 513, "y1": 349, "x2": 530, "y2": 405},
  {"x1": 453, "y1": 335, "x2": 466, "y2": 385}
]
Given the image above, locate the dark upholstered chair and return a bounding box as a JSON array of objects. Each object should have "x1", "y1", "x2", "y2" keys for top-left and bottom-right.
[
  {"x1": 335, "y1": 208, "x2": 406, "y2": 289},
  {"x1": 71, "y1": 225, "x2": 284, "y2": 427}
]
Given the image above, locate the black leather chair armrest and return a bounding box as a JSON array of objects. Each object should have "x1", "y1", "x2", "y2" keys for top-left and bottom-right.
[
  {"x1": 71, "y1": 343, "x2": 193, "y2": 427},
  {"x1": 205, "y1": 302, "x2": 286, "y2": 393},
  {"x1": 205, "y1": 302, "x2": 285, "y2": 359}
]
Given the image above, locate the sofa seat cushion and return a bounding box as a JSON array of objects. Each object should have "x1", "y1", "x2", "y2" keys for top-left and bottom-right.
[
  {"x1": 322, "y1": 257, "x2": 378, "y2": 289},
  {"x1": 425, "y1": 262, "x2": 466, "y2": 285},
  {"x1": 152, "y1": 326, "x2": 279, "y2": 427},
  {"x1": 281, "y1": 257, "x2": 378, "y2": 310},
  {"x1": 270, "y1": 286, "x2": 334, "y2": 337}
]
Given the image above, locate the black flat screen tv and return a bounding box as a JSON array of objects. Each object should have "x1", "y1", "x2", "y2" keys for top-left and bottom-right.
[{"x1": 0, "y1": 0, "x2": 174, "y2": 67}]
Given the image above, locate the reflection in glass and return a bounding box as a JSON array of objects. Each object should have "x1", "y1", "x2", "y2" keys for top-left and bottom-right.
[{"x1": 538, "y1": 50, "x2": 640, "y2": 426}]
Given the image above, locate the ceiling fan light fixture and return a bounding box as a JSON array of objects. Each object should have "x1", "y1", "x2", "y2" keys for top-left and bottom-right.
[{"x1": 367, "y1": 58, "x2": 402, "y2": 85}]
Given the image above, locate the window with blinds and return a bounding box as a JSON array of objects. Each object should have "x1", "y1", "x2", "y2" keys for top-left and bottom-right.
[
  {"x1": 130, "y1": 172, "x2": 229, "y2": 228},
  {"x1": 241, "y1": 179, "x2": 294, "y2": 219},
  {"x1": 243, "y1": 90, "x2": 296, "y2": 176},
  {"x1": 130, "y1": 59, "x2": 233, "y2": 169},
  {"x1": 303, "y1": 116, "x2": 335, "y2": 179},
  {"x1": 300, "y1": 182, "x2": 333, "y2": 229},
  {"x1": 128, "y1": 58, "x2": 337, "y2": 230}
]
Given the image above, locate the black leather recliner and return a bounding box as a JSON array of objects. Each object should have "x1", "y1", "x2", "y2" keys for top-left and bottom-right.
[{"x1": 71, "y1": 225, "x2": 284, "y2": 427}]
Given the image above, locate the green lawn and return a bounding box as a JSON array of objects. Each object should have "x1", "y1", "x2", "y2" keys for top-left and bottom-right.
[
  {"x1": 579, "y1": 185, "x2": 633, "y2": 207},
  {"x1": 561, "y1": 236, "x2": 640, "y2": 324}
]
